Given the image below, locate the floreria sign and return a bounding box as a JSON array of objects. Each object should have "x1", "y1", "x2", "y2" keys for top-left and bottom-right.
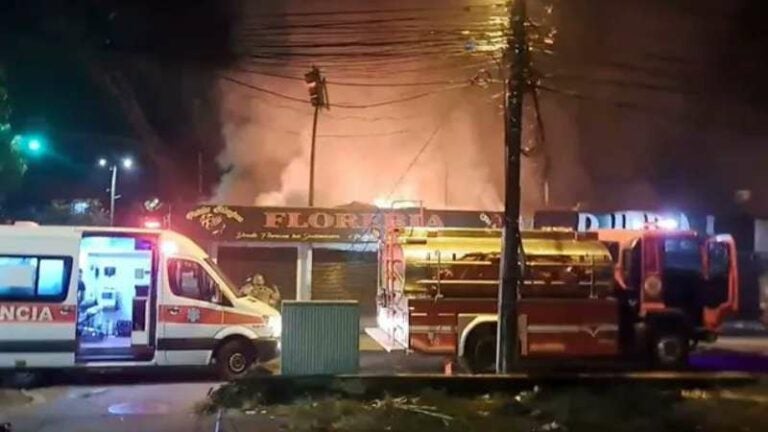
[{"x1": 178, "y1": 205, "x2": 503, "y2": 244}]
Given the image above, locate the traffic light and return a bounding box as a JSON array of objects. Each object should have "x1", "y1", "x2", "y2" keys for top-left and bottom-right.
[
  {"x1": 304, "y1": 66, "x2": 328, "y2": 108},
  {"x1": 12, "y1": 134, "x2": 47, "y2": 157}
]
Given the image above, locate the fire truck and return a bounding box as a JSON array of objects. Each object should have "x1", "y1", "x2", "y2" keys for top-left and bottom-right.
[{"x1": 374, "y1": 226, "x2": 738, "y2": 372}]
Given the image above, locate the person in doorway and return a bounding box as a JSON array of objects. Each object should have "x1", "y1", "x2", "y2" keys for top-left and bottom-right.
[
  {"x1": 77, "y1": 270, "x2": 94, "y2": 310},
  {"x1": 77, "y1": 270, "x2": 103, "y2": 331},
  {"x1": 239, "y1": 273, "x2": 281, "y2": 307}
]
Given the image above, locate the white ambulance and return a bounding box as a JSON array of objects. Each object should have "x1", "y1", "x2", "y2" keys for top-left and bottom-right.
[{"x1": 0, "y1": 224, "x2": 281, "y2": 380}]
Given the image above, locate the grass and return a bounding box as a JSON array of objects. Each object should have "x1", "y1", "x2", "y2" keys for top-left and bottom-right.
[{"x1": 201, "y1": 378, "x2": 768, "y2": 432}]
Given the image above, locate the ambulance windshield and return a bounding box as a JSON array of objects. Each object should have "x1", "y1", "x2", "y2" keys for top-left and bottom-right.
[{"x1": 204, "y1": 258, "x2": 239, "y2": 296}]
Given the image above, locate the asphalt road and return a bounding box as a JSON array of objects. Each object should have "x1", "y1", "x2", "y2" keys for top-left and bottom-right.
[{"x1": 1, "y1": 334, "x2": 766, "y2": 432}]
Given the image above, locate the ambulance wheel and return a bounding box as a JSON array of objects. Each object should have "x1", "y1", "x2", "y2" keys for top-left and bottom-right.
[
  {"x1": 216, "y1": 340, "x2": 255, "y2": 381},
  {"x1": 464, "y1": 326, "x2": 497, "y2": 374},
  {"x1": 650, "y1": 332, "x2": 689, "y2": 370}
]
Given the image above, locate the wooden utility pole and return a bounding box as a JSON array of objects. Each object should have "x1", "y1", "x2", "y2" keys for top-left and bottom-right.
[
  {"x1": 197, "y1": 150, "x2": 204, "y2": 197},
  {"x1": 309, "y1": 104, "x2": 319, "y2": 206},
  {"x1": 496, "y1": 0, "x2": 528, "y2": 373},
  {"x1": 304, "y1": 66, "x2": 328, "y2": 206}
]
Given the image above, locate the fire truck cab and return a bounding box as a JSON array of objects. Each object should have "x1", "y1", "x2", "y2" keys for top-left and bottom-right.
[
  {"x1": 595, "y1": 229, "x2": 738, "y2": 363},
  {"x1": 0, "y1": 225, "x2": 281, "y2": 380},
  {"x1": 374, "y1": 226, "x2": 738, "y2": 372}
]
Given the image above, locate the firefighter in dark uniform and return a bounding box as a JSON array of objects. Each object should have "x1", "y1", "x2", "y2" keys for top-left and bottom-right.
[{"x1": 239, "y1": 273, "x2": 281, "y2": 308}]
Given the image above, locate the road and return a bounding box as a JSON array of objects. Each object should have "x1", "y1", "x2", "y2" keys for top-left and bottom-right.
[
  {"x1": 0, "y1": 371, "x2": 287, "y2": 432},
  {"x1": 1, "y1": 334, "x2": 766, "y2": 432}
]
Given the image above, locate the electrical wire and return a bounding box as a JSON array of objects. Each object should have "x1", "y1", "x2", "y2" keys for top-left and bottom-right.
[
  {"x1": 542, "y1": 73, "x2": 698, "y2": 96},
  {"x1": 348, "y1": 117, "x2": 449, "y2": 253},
  {"x1": 245, "y1": 3, "x2": 508, "y2": 19},
  {"x1": 332, "y1": 84, "x2": 471, "y2": 109},
  {"x1": 232, "y1": 67, "x2": 469, "y2": 87},
  {"x1": 219, "y1": 75, "x2": 309, "y2": 104},
  {"x1": 229, "y1": 81, "x2": 448, "y2": 121},
  {"x1": 385, "y1": 120, "x2": 446, "y2": 201},
  {"x1": 222, "y1": 73, "x2": 475, "y2": 110},
  {"x1": 536, "y1": 84, "x2": 685, "y2": 122}
]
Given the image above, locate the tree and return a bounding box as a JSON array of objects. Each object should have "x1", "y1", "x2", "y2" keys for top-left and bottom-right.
[
  {"x1": 10, "y1": 200, "x2": 109, "y2": 226},
  {"x1": 0, "y1": 67, "x2": 26, "y2": 200}
]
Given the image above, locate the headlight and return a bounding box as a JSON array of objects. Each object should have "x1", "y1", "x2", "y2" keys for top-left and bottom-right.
[
  {"x1": 643, "y1": 275, "x2": 663, "y2": 300},
  {"x1": 267, "y1": 316, "x2": 282, "y2": 338}
]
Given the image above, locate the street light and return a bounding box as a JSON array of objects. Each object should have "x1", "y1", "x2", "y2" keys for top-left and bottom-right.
[{"x1": 98, "y1": 156, "x2": 134, "y2": 226}]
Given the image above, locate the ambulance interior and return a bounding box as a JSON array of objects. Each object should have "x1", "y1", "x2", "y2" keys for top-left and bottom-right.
[{"x1": 77, "y1": 236, "x2": 154, "y2": 359}]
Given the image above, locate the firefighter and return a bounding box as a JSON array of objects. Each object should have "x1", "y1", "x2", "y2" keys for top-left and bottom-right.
[{"x1": 239, "y1": 273, "x2": 281, "y2": 307}]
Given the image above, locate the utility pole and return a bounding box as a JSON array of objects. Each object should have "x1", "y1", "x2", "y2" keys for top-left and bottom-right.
[
  {"x1": 99, "y1": 156, "x2": 133, "y2": 226},
  {"x1": 309, "y1": 103, "x2": 319, "y2": 207},
  {"x1": 304, "y1": 66, "x2": 329, "y2": 206},
  {"x1": 197, "y1": 150, "x2": 204, "y2": 198},
  {"x1": 109, "y1": 164, "x2": 117, "y2": 226},
  {"x1": 497, "y1": 0, "x2": 529, "y2": 373}
]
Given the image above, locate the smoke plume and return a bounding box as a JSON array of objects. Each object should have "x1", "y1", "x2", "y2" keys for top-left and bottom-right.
[
  {"x1": 211, "y1": 0, "x2": 522, "y2": 211},
  {"x1": 212, "y1": 0, "x2": 768, "y2": 215}
]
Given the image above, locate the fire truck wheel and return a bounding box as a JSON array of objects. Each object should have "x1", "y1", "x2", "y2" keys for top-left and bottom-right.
[
  {"x1": 216, "y1": 339, "x2": 255, "y2": 380},
  {"x1": 651, "y1": 332, "x2": 689, "y2": 369},
  {"x1": 464, "y1": 327, "x2": 497, "y2": 374}
]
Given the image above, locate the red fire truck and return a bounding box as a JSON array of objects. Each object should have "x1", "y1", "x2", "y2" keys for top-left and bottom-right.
[{"x1": 374, "y1": 226, "x2": 738, "y2": 372}]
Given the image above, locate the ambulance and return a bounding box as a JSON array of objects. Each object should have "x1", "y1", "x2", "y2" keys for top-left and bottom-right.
[{"x1": 0, "y1": 224, "x2": 281, "y2": 380}]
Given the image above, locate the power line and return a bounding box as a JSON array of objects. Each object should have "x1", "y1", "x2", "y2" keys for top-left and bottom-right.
[
  {"x1": 536, "y1": 84, "x2": 686, "y2": 122},
  {"x1": 239, "y1": 52, "x2": 497, "y2": 73},
  {"x1": 228, "y1": 119, "x2": 414, "y2": 138},
  {"x1": 232, "y1": 67, "x2": 468, "y2": 87},
  {"x1": 385, "y1": 119, "x2": 446, "y2": 200},
  {"x1": 245, "y1": 3, "x2": 508, "y2": 19},
  {"x1": 219, "y1": 75, "x2": 309, "y2": 104},
  {"x1": 332, "y1": 84, "x2": 471, "y2": 109},
  {"x1": 222, "y1": 74, "x2": 473, "y2": 109},
  {"x1": 542, "y1": 73, "x2": 698, "y2": 96},
  {"x1": 321, "y1": 130, "x2": 413, "y2": 138}
]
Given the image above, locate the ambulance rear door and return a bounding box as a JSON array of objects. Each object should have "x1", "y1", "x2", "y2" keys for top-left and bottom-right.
[{"x1": 0, "y1": 231, "x2": 79, "y2": 368}]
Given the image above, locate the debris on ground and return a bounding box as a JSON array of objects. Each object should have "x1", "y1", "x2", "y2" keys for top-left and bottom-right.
[{"x1": 200, "y1": 379, "x2": 768, "y2": 432}]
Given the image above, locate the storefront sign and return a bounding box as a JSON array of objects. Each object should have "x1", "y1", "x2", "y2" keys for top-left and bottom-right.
[
  {"x1": 174, "y1": 205, "x2": 503, "y2": 244},
  {"x1": 534, "y1": 210, "x2": 694, "y2": 231}
]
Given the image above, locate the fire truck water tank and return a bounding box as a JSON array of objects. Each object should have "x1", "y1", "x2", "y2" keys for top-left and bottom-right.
[{"x1": 391, "y1": 228, "x2": 615, "y2": 299}]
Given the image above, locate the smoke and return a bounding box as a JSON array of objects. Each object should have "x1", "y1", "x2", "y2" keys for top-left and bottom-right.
[
  {"x1": 213, "y1": 76, "x2": 508, "y2": 210},
  {"x1": 210, "y1": 0, "x2": 518, "y2": 211},
  {"x1": 212, "y1": 0, "x2": 758, "y2": 214}
]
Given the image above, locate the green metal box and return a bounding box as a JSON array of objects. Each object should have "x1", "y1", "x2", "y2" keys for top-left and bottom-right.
[{"x1": 281, "y1": 300, "x2": 360, "y2": 375}]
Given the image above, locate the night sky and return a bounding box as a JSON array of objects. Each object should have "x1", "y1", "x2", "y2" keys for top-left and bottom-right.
[{"x1": 1, "y1": 0, "x2": 768, "y2": 216}]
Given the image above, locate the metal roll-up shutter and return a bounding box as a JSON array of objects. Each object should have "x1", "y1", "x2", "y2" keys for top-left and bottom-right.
[
  {"x1": 216, "y1": 246, "x2": 298, "y2": 301},
  {"x1": 311, "y1": 249, "x2": 378, "y2": 321}
]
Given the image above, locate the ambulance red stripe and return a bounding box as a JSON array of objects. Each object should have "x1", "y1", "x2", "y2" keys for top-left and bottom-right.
[
  {"x1": 0, "y1": 303, "x2": 76, "y2": 323},
  {"x1": 158, "y1": 305, "x2": 264, "y2": 325}
]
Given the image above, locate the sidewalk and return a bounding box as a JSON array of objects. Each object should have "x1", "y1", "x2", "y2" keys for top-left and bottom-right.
[{"x1": 720, "y1": 320, "x2": 768, "y2": 337}]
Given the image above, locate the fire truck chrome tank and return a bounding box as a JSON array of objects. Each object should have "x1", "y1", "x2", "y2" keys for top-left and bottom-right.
[
  {"x1": 389, "y1": 228, "x2": 614, "y2": 298},
  {"x1": 376, "y1": 227, "x2": 617, "y2": 372}
]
